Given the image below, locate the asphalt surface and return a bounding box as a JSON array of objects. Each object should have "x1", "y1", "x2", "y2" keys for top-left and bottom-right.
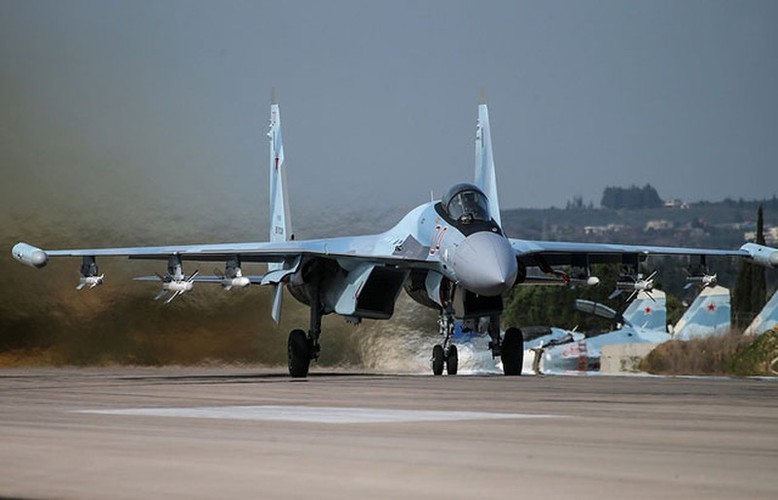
[{"x1": 1, "y1": 367, "x2": 777, "y2": 499}]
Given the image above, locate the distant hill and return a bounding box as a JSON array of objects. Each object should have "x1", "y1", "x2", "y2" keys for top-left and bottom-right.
[{"x1": 501, "y1": 196, "x2": 778, "y2": 297}]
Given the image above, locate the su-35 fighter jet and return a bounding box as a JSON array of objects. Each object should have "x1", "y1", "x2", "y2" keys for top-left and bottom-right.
[{"x1": 12, "y1": 95, "x2": 778, "y2": 377}]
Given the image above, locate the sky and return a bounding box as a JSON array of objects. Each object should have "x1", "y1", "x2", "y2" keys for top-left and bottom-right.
[{"x1": 1, "y1": 0, "x2": 777, "y2": 235}]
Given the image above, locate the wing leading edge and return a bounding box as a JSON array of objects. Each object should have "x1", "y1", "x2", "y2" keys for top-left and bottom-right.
[
  {"x1": 15, "y1": 233, "x2": 437, "y2": 268},
  {"x1": 510, "y1": 238, "x2": 773, "y2": 267}
]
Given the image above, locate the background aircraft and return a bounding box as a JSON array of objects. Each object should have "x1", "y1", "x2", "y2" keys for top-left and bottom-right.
[
  {"x1": 523, "y1": 290, "x2": 670, "y2": 374},
  {"x1": 526, "y1": 284, "x2": 735, "y2": 373},
  {"x1": 11, "y1": 98, "x2": 778, "y2": 377},
  {"x1": 671, "y1": 285, "x2": 731, "y2": 340},
  {"x1": 744, "y1": 289, "x2": 778, "y2": 337}
]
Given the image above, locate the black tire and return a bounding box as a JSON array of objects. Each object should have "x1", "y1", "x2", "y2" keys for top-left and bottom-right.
[
  {"x1": 432, "y1": 345, "x2": 445, "y2": 376},
  {"x1": 501, "y1": 327, "x2": 524, "y2": 376},
  {"x1": 446, "y1": 345, "x2": 458, "y2": 375},
  {"x1": 288, "y1": 329, "x2": 311, "y2": 378}
]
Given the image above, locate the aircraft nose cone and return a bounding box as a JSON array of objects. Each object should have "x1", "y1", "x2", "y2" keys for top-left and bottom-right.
[{"x1": 453, "y1": 231, "x2": 518, "y2": 296}]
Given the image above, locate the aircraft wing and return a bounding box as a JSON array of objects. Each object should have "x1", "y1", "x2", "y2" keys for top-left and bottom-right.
[
  {"x1": 16, "y1": 233, "x2": 437, "y2": 269},
  {"x1": 510, "y1": 238, "x2": 755, "y2": 267}
]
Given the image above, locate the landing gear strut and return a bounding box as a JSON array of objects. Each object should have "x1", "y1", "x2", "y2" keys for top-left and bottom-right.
[
  {"x1": 485, "y1": 315, "x2": 523, "y2": 376},
  {"x1": 431, "y1": 305, "x2": 458, "y2": 375}
]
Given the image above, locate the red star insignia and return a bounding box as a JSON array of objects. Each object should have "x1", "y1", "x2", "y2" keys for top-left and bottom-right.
[
  {"x1": 707, "y1": 303, "x2": 716, "y2": 311},
  {"x1": 644, "y1": 307, "x2": 652, "y2": 314}
]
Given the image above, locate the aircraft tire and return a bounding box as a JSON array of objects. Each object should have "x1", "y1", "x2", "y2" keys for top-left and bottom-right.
[
  {"x1": 288, "y1": 329, "x2": 311, "y2": 378},
  {"x1": 432, "y1": 345, "x2": 445, "y2": 376},
  {"x1": 501, "y1": 327, "x2": 524, "y2": 376},
  {"x1": 446, "y1": 345, "x2": 458, "y2": 375}
]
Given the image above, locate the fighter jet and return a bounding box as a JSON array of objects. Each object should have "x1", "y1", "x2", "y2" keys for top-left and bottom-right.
[
  {"x1": 11, "y1": 96, "x2": 778, "y2": 377},
  {"x1": 524, "y1": 290, "x2": 671, "y2": 374}
]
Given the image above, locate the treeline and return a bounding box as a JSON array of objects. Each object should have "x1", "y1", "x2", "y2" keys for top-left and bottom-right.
[
  {"x1": 732, "y1": 206, "x2": 768, "y2": 327},
  {"x1": 502, "y1": 265, "x2": 685, "y2": 332},
  {"x1": 601, "y1": 184, "x2": 662, "y2": 210}
]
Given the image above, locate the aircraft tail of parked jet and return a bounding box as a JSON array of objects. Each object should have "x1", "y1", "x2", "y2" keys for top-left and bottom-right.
[
  {"x1": 622, "y1": 290, "x2": 667, "y2": 331},
  {"x1": 744, "y1": 289, "x2": 778, "y2": 336},
  {"x1": 672, "y1": 285, "x2": 731, "y2": 340}
]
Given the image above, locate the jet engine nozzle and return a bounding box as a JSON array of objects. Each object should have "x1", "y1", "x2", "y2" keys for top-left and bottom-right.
[
  {"x1": 452, "y1": 231, "x2": 517, "y2": 296},
  {"x1": 11, "y1": 242, "x2": 49, "y2": 268}
]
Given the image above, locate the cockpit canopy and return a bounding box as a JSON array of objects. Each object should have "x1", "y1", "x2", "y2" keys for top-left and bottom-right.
[{"x1": 441, "y1": 183, "x2": 491, "y2": 223}]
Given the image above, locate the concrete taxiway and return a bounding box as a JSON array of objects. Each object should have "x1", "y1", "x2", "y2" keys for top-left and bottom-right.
[{"x1": 0, "y1": 367, "x2": 776, "y2": 499}]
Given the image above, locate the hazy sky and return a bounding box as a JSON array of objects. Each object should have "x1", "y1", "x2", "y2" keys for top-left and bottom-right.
[{"x1": 2, "y1": 0, "x2": 777, "y2": 227}]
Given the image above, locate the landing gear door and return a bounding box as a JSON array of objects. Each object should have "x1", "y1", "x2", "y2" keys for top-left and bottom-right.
[{"x1": 329, "y1": 264, "x2": 408, "y2": 320}]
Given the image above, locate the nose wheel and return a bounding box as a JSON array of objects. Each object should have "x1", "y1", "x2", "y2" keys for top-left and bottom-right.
[
  {"x1": 446, "y1": 344, "x2": 458, "y2": 375},
  {"x1": 431, "y1": 344, "x2": 458, "y2": 376}
]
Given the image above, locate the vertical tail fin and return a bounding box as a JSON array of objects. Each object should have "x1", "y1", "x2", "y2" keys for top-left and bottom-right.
[
  {"x1": 673, "y1": 285, "x2": 731, "y2": 340},
  {"x1": 267, "y1": 91, "x2": 291, "y2": 324},
  {"x1": 474, "y1": 95, "x2": 501, "y2": 227},
  {"x1": 268, "y1": 91, "x2": 291, "y2": 245},
  {"x1": 622, "y1": 290, "x2": 667, "y2": 331},
  {"x1": 744, "y1": 288, "x2": 778, "y2": 336}
]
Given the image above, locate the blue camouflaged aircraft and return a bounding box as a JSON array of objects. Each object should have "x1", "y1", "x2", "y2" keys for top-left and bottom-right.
[{"x1": 12, "y1": 97, "x2": 778, "y2": 377}]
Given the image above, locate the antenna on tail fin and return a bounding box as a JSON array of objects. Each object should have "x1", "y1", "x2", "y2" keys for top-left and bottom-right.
[
  {"x1": 474, "y1": 91, "x2": 501, "y2": 227},
  {"x1": 268, "y1": 91, "x2": 292, "y2": 323}
]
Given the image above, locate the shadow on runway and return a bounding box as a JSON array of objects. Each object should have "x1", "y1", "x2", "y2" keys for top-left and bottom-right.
[{"x1": 116, "y1": 371, "x2": 408, "y2": 385}]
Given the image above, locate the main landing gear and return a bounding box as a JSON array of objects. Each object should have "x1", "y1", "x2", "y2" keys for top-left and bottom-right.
[
  {"x1": 430, "y1": 308, "x2": 524, "y2": 376},
  {"x1": 431, "y1": 306, "x2": 458, "y2": 375},
  {"x1": 287, "y1": 281, "x2": 322, "y2": 378},
  {"x1": 500, "y1": 327, "x2": 524, "y2": 376},
  {"x1": 488, "y1": 314, "x2": 523, "y2": 375}
]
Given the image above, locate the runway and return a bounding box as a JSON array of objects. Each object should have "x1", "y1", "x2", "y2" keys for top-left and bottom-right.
[{"x1": 1, "y1": 368, "x2": 777, "y2": 499}]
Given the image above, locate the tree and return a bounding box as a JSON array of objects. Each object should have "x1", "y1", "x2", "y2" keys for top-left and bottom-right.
[
  {"x1": 503, "y1": 265, "x2": 637, "y2": 331},
  {"x1": 753, "y1": 206, "x2": 767, "y2": 311},
  {"x1": 601, "y1": 184, "x2": 662, "y2": 210},
  {"x1": 733, "y1": 205, "x2": 767, "y2": 328}
]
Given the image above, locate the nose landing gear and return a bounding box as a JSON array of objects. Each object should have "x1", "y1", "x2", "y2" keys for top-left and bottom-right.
[
  {"x1": 431, "y1": 306, "x2": 459, "y2": 375},
  {"x1": 431, "y1": 344, "x2": 458, "y2": 376}
]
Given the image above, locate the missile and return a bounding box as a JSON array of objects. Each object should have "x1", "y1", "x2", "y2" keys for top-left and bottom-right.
[
  {"x1": 11, "y1": 242, "x2": 48, "y2": 268},
  {"x1": 609, "y1": 271, "x2": 657, "y2": 301},
  {"x1": 221, "y1": 276, "x2": 250, "y2": 290},
  {"x1": 76, "y1": 274, "x2": 104, "y2": 290},
  {"x1": 684, "y1": 273, "x2": 717, "y2": 290}
]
